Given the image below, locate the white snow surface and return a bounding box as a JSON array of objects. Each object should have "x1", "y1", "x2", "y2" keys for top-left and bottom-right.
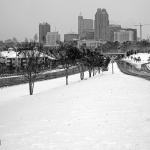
[
  {"x1": 123, "y1": 53, "x2": 150, "y2": 69},
  {"x1": 0, "y1": 63, "x2": 150, "y2": 150}
]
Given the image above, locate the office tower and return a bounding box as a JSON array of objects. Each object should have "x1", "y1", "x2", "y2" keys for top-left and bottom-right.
[
  {"x1": 117, "y1": 28, "x2": 137, "y2": 42},
  {"x1": 78, "y1": 15, "x2": 94, "y2": 39},
  {"x1": 78, "y1": 15, "x2": 84, "y2": 37},
  {"x1": 109, "y1": 24, "x2": 121, "y2": 42},
  {"x1": 95, "y1": 8, "x2": 109, "y2": 41},
  {"x1": 125, "y1": 28, "x2": 137, "y2": 42},
  {"x1": 114, "y1": 30, "x2": 134, "y2": 43},
  {"x1": 46, "y1": 32, "x2": 60, "y2": 47},
  {"x1": 39, "y1": 22, "x2": 50, "y2": 44}
]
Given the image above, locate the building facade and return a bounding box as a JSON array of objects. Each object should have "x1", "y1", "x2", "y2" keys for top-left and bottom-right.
[
  {"x1": 81, "y1": 29, "x2": 95, "y2": 40},
  {"x1": 94, "y1": 8, "x2": 109, "y2": 41},
  {"x1": 39, "y1": 22, "x2": 51, "y2": 44},
  {"x1": 109, "y1": 24, "x2": 122, "y2": 42},
  {"x1": 78, "y1": 40, "x2": 106, "y2": 49},
  {"x1": 114, "y1": 30, "x2": 134, "y2": 43},
  {"x1": 46, "y1": 32, "x2": 60, "y2": 47},
  {"x1": 125, "y1": 28, "x2": 137, "y2": 42},
  {"x1": 78, "y1": 15, "x2": 94, "y2": 40},
  {"x1": 64, "y1": 33, "x2": 79, "y2": 42}
]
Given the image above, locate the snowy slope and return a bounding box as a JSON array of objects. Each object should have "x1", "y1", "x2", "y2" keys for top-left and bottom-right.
[{"x1": 0, "y1": 63, "x2": 150, "y2": 150}]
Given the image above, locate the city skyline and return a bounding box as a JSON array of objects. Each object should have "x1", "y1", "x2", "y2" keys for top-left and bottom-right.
[{"x1": 0, "y1": 0, "x2": 150, "y2": 41}]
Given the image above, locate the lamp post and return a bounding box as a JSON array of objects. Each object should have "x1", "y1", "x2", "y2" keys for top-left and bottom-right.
[{"x1": 111, "y1": 56, "x2": 115, "y2": 74}]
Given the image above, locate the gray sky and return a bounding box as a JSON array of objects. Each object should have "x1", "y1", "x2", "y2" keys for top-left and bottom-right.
[{"x1": 0, "y1": 0, "x2": 150, "y2": 41}]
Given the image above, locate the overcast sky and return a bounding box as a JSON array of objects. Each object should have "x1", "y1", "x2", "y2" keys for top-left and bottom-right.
[{"x1": 0, "y1": 0, "x2": 150, "y2": 41}]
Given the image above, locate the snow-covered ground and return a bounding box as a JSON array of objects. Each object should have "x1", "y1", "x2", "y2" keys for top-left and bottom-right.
[
  {"x1": 0, "y1": 70, "x2": 88, "y2": 105},
  {"x1": 123, "y1": 53, "x2": 150, "y2": 69},
  {"x1": 0, "y1": 63, "x2": 150, "y2": 150}
]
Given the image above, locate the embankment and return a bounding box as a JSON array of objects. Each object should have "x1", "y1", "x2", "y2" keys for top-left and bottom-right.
[{"x1": 117, "y1": 60, "x2": 150, "y2": 81}]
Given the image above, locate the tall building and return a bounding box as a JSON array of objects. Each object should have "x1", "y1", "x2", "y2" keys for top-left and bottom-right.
[
  {"x1": 109, "y1": 24, "x2": 121, "y2": 42},
  {"x1": 125, "y1": 28, "x2": 137, "y2": 42},
  {"x1": 94, "y1": 8, "x2": 109, "y2": 41},
  {"x1": 114, "y1": 30, "x2": 134, "y2": 43},
  {"x1": 39, "y1": 22, "x2": 50, "y2": 44},
  {"x1": 114, "y1": 28, "x2": 137, "y2": 42},
  {"x1": 78, "y1": 15, "x2": 94, "y2": 40},
  {"x1": 46, "y1": 32, "x2": 60, "y2": 47},
  {"x1": 78, "y1": 15, "x2": 84, "y2": 37}
]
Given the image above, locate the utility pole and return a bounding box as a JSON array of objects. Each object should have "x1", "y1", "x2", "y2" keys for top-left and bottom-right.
[
  {"x1": 112, "y1": 61, "x2": 114, "y2": 74},
  {"x1": 111, "y1": 56, "x2": 115, "y2": 74}
]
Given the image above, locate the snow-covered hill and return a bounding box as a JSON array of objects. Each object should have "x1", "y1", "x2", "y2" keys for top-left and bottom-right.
[{"x1": 0, "y1": 63, "x2": 150, "y2": 150}]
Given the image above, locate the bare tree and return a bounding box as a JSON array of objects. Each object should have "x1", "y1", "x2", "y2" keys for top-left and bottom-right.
[
  {"x1": 58, "y1": 42, "x2": 81, "y2": 85},
  {"x1": 58, "y1": 44, "x2": 70, "y2": 85},
  {"x1": 18, "y1": 43, "x2": 42, "y2": 95},
  {"x1": 24, "y1": 48, "x2": 41, "y2": 95}
]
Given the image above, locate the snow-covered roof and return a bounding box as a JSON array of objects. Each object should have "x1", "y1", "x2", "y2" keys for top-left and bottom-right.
[
  {"x1": 123, "y1": 53, "x2": 150, "y2": 69},
  {"x1": 0, "y1": 50, "x2": 17, "y2": 58},
  {"x1": 0, "y1": 50, "x2": 56, "y2": 60}
]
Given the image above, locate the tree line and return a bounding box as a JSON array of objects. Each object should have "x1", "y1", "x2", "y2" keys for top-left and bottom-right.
[{"x1": 0, "y1": 41, "x2": 111, "y2": 95}]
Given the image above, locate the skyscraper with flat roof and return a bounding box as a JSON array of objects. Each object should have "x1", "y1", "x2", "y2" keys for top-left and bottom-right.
[
  {"x1": 39, "y1": 22, "x2": 50, "y2": 44},
  {"x1": 78, "y1": 15, "x2": 94, "y2": 40},
  {"x1": 95, "y1": 8, "x2": 109, "y2": 41}
]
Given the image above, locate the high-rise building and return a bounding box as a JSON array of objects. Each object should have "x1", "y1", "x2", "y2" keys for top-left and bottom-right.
[
  {"x1": 109, "y1": 24, "x2": 121, "y2": 42},
  {"x1": 124, "y1": 28, "x2": 137, "y2": 42},
  {"x1": 78, "y1": 15, "x2": 94, "y2": 39},
  {"x1": 78, "y1": 15, "x2": 84, "y2": 37},
  {"x1": 94, "y1": 8, "x2": 109, "y2": 41},
  {"x1": 114, "y1": 28, "x2": 137, "y2": 42},
  {"x1": 114, "y1": 30, "x2": 134, "y2": 43},
  {"x1": 39, "y1": 22, "x2": 50, "y2": 44},
  {"x1": 46, "y1": 32, "x2": 60, "y2": 47}
]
